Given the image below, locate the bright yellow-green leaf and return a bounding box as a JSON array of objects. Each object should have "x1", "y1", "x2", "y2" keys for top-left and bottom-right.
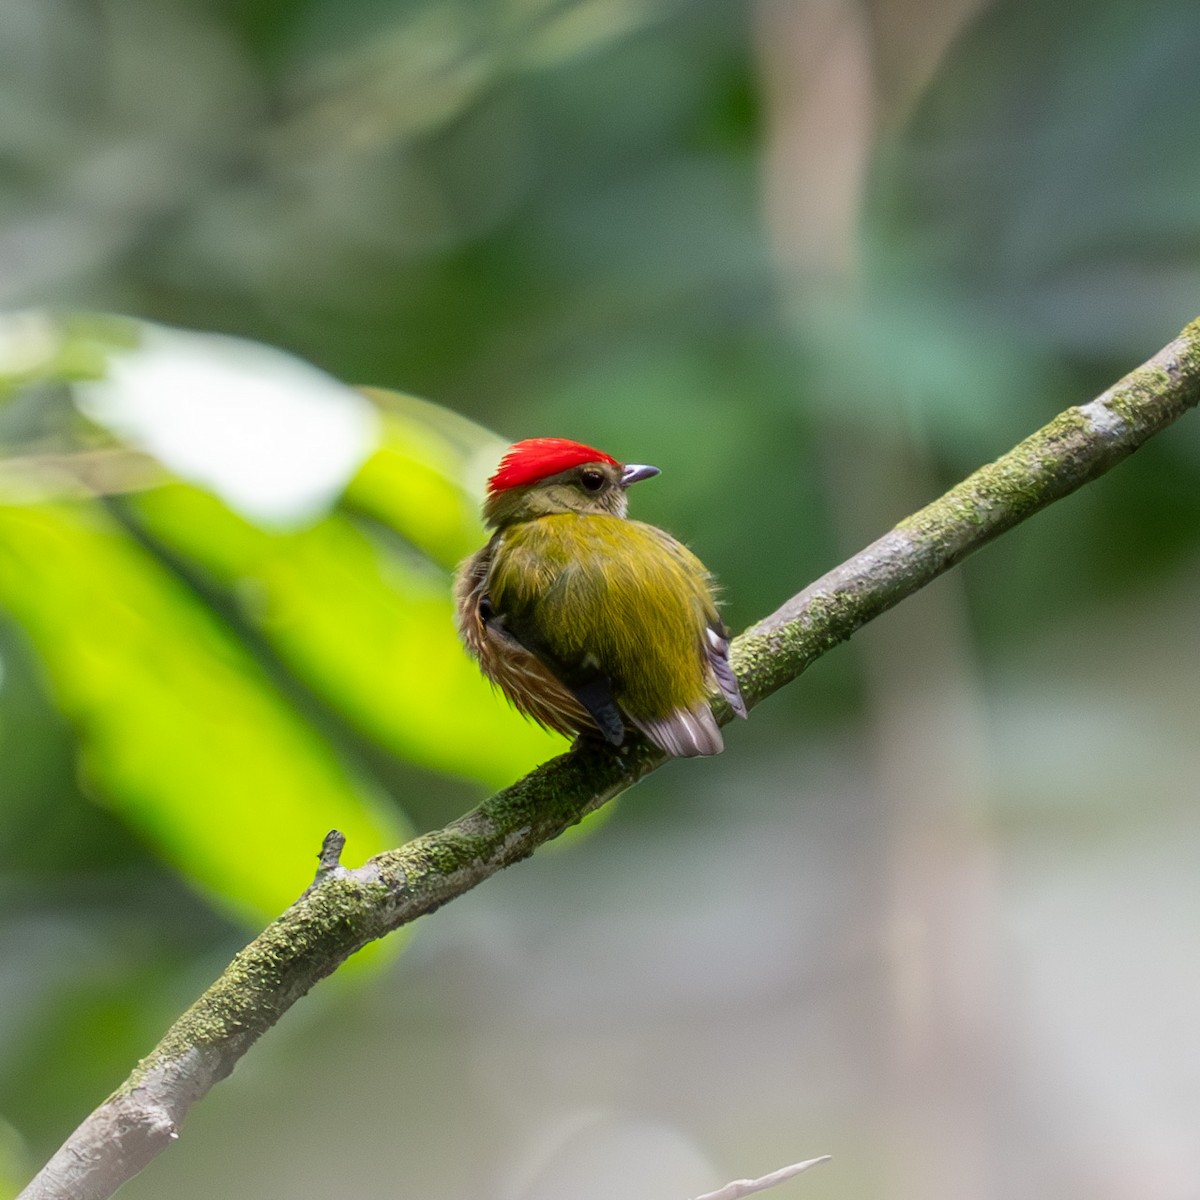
[
  {"x1": 347, "y1": 387, "x2": 503, "y2": 569},
  {"x1": 128, "y1": 482, "x2": 567, "y2": 789},
  {"x1": 0, "y1": 501, "x2": 408, "y2": 924},
  {"x1": 0, "y1": 1115, "x2": 25, "y2": 1200},
  {"x1": 3, "y1": 323, "x2": 563, "y2": 824}
]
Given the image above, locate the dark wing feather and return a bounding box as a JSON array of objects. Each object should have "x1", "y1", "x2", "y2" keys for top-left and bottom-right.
[
  {"x1": 564, "y1": 675, "x2": 626, "y2": 746},
  {"x1": 705, "y1": 624, "x2": 747, "y2": 718},
  {"x1": 495, "y1": 608, "x2": 627, "y2": 746},
  {"x1": 456, "y1": 539, "x2": 597, "y2": 740}
]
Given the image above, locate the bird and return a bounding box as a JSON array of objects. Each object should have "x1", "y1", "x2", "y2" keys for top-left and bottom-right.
[{"x1": 455, "y1": 437, "x2": 747, "y2": 757}]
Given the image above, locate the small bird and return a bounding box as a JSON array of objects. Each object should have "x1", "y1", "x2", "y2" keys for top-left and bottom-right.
[{"x1": 455, "y1": 437, "x2": 747, "y2": 757}]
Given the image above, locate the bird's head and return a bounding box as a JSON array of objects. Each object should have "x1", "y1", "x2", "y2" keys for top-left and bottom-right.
[{"x1": 482, "y1": 438, "x2": 660, "y2": 527}]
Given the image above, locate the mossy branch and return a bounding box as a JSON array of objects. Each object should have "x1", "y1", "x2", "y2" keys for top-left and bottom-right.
[{"x1": 18, "y1": 319, "x2": 1200, "y2": 1200}]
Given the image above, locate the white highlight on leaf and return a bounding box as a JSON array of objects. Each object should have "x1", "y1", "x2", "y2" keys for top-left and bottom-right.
[
  {"x1": 689, "y1": 1156, "x2": 831, "y2": 1200},
  {"x1": 74, "y1": 322, "x2": 380, "y2": 526},
  {"x1": 0, "y1": 309, "x2": 61, "y2": 376}
]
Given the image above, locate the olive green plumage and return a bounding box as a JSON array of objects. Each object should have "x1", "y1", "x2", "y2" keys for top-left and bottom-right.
[
  {"x1": 489, "y1": 514, "x2": 720, "y2": 718},
  {"x1": 455, "y1": 439, "x2": 746, "y2": 757}
]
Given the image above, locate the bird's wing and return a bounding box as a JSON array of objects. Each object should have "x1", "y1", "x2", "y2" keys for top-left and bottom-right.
[
  {"x1": 483, "y1": 530, "x2": 627, "y2": 746},
  {"x1": 493, "y1": 615, "x2": 627, "y2": 746},
  {"x1": 704, "y1": 623, "x2": 748, "y2": 719}
]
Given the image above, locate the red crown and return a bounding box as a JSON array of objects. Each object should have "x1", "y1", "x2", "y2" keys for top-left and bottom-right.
[{"x1": 487, "y1": 438, "x2": 619, "y2": 494}]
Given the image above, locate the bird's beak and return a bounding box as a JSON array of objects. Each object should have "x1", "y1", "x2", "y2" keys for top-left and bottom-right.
[{"x1": 620, "y1": 463, "x2": 660, "y2": 486}]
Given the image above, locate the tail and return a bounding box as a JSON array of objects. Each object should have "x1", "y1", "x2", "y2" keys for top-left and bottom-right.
[
  {"x1": 630, "y1": 625, "x2": 748, "y2": 757},
  {"x1": 632, "y1": 704, "x2": 724, "y2": 757}
]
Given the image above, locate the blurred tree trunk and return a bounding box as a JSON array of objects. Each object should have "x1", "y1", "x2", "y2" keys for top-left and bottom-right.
[{"x1": 756, "y1": 1, "x2": 1008, "y2": 1194}]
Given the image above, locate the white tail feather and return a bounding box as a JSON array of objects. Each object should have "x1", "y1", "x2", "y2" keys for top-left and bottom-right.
[{"x1": 633, "y1": 704, "x2": 724, "y2": 757}]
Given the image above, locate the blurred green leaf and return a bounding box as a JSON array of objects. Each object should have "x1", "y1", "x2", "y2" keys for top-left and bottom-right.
[
  {"x1": 867, "y1": 0, "x2": 1200, "y2": 356},
  {"x1": 127, "y1": 479, "x2": 567, "y2": 791},
  {"x1": 349, "y1": 387, "x2": 502, "y2": 569},
  {"x1": 0, "y1": 501, "x2": 408, "y2": 923},
  {"x1": 0, "y1": 1115, "x2": 26, "y2": 1200},
  {"x1": 2, "y1": 314, "x2": 566, "y2": 851},
  {"x1": 519, "y1": 0, "x2": 685, "y2": 69},
  {"x1": 0, "y1": 312, "x2": 140, "y2": 404}
]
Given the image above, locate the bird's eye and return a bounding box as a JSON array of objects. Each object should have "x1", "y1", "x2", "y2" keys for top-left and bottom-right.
[{"x1": 579, "y1": 469, "x2": 605, "y2": 493}]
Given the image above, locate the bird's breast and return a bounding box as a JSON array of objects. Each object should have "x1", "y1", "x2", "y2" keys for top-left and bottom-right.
[{"x1": 489, "y1": 514, "x2": 717, "y2": 715}]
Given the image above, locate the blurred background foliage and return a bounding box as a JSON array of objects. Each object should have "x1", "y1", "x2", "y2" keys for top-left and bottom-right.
[{"x1": 3, "y1": 0, "x2": 1200, "y2": 1197}]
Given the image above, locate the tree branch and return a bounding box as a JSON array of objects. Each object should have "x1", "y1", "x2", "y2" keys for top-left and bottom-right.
[{"x1": 18, "y1": 319, "x2": 1200, "y2": 1200}]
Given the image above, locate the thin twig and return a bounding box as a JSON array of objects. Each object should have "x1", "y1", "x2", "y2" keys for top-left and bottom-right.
[
  {"x1": 316, "y1": 827, "x2": 346, "y2": 874},
  {"x1": 691, "y1": 1155, "x2": 832, "y2": 1200},
  {"x1": 16, "y1": 319, "x2": 1200, "y2": 1200},
  {"x1": 302, "y1": 828, "x2": 348, "y2": 897}
]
